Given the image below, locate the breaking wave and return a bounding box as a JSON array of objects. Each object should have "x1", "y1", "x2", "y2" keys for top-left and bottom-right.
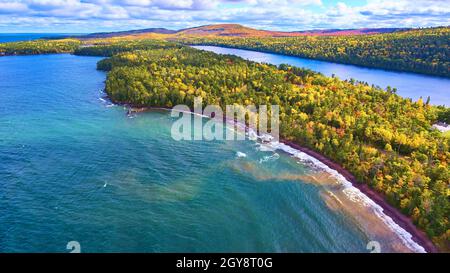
[{"x1": 264, "y1": 141, "x2": 426, "y2": 253}]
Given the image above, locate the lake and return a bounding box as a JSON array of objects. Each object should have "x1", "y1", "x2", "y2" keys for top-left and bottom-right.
[
  {"x1": 0, "y1": 54, "x2": 426, "y2": 253},
  {"x1": 0, "y1": 33, "x2": 81, "y2": 43},
  {"x1": 192, "y1": 46, "x2": 450, "y2": 106}
]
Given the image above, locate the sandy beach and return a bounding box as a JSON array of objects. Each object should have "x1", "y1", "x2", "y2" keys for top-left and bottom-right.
[{"x1": 281, "y1": 139, "x2": 438, "y2": 253}]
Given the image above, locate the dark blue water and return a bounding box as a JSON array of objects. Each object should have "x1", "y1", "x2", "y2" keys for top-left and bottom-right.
[
  {"x1": 0, "y1": 33, "x2": 79, "y2": 43},
  {"x1": 0, "y1": 54, "x2": 424, "y2": 253},
  {"x1": 193, "y1": 46, "x2": 450, "y2": 106}
]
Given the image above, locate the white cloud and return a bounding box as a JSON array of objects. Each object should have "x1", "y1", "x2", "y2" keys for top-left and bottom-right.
[
  {"x1": 0, "y1": 0, "x2": 448, "y2": 32},
  {"x1": 0, "y1": 1, "x2": 28, "y2": 13}
]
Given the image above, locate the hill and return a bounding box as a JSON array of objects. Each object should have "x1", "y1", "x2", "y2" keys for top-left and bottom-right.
[
  {"x1": 79, "y1": 24, "x2": 406, "y2": 39},
  {"x1": 177, "y1": 24, "x2": 405, "y2": 37},
  {"x1": 79, "y1": 28, "x2": 176, "y2": 39},
  {"x1": 293, "y1": 27, "x2": 407, "y2": 36},
  {"x1": 175, "y1": 24, "x2": 298, "y2": 37}
]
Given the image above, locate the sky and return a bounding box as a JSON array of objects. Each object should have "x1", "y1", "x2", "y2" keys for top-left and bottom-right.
[{"x1": 0, "y1": 0, "x2": 449, "y2": 33}]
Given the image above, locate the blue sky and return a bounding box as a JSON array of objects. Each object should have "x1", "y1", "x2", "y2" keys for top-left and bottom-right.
[{"x1": 0, "y1": 0, "x2": 448, "y2": 33}]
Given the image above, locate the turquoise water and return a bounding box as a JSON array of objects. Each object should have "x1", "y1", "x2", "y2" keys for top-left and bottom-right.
[
  {"x1": 0, "y1": 33, "x2": 80, "y2": 43},
  {"x1": 193, "y1": 46, "x2": 450, "y2": 106},
  {"x1": 0, "y1": 54, "x2": 423, "y2": 253}
]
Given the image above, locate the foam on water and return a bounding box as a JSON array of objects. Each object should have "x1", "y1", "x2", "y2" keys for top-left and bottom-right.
[
  {"x1": 236, "y1": 151, "x2": 247, "y2": 158},
  {"x1": 259, "y1": 153, "x2": 280, "y2": 164},
  {"x1": 145, "y1": 109, "x2": 425, "y2": 252},
  {"x1": 265, "y1": 140, "x2": 426, "y2": 253},
  {"x1": 255, "y1": 143, "x2": 276, "y2": 152},
  {"x1": 98, "y1": 93, "x2": 116, "y2": 108}
]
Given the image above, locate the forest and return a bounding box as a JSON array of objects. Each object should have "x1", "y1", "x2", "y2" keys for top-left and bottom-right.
[
  {"x1": 179, "y1": 27, "x2": 450, "y2": 77},
  {"x1": 0, "y1": 39, "x2": 80, "y2": 55},
  {"x1": 73, "y1": 39, "x2": 180, "y2": 57},
  {"x1": 74, "y1": 41, "x2": 450, "y2": 249}
]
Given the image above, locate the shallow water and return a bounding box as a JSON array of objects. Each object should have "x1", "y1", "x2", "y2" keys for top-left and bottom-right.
[
  {"x1": 192, "y1": 45, "x2": 450, "y2": 106},
  {"x1": 0, "y1": 54, "x2": 423, "y2": 252}
]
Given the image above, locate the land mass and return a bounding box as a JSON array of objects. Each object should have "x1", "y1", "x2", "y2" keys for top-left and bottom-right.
[
  {"x1": 76, "y1": 24, "x2": 407, "y2": 39},
  {"x1": 1, "y1": 24, "x2": 448, "y2": 77},
  {"x1": 80, "y1": 28, "x2": 177, "y2": 39}
]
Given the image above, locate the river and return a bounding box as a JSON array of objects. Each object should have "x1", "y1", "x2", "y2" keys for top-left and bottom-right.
[{"x1": 192, "y1": 46, "x2": 450, "y2": 106}]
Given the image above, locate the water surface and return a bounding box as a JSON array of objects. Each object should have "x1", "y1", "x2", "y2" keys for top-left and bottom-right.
[
  {"x1": 193, "y1": 46, "x2": 450, "y2": 106},
  {"x1": 0, "y1": 33, "x2": 80, "y2": 43}
]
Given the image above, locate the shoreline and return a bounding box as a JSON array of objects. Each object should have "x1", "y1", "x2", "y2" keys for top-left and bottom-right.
[
  {"x1": 281, "y1": 139, "x2": 438, "y2": 253},
  {"x1": 115, "y1": 102, "x2": 438, "y2": 252},
  {"x1": 189, "y1": 44, "x2": 450, "y2": 79}
]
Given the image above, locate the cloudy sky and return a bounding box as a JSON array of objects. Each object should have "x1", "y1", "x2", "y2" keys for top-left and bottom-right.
[{"x1": 0, "y1": 0, "x2": 449, "y2": 33}]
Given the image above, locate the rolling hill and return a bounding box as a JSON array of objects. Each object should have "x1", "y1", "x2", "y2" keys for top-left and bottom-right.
[
  {"x1": 79, "y1": 24, "x2": 407, "y2": 39},
  {"x1": 176, "y1": 24, "x2": 406, "y2": 37},
  {"x1": 79, "y1": 28, "x2": 177, "y2": 39}
]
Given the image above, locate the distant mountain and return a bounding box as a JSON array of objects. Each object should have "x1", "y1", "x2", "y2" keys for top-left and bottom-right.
[
  {"x1": 175, "y1": 24, "x2": 407, "y2": 37},
  {"x1": 293, "y1": 28, "x2": 408, "y2": 36},
  {"x1": 81, "y1": 24, "x2": 408, "y2": 39},
  {"x1": 79, "y1": 28, "x2": 176, "y2": 39},
  {"x1": 175, "y1": 24, "x2": 297, "y2": 37}
]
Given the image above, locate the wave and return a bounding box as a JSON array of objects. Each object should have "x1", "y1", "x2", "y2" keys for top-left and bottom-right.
[
  {"x1": 259, "y1": 153, "x2": 280, "y2": 164},
  {"x1": 98, "y1": 96, "x2": 117, "y2": 108},
  {"x1": 124, "y1": 108, "x2": 426, "y2": 252},
  {"x1": 265, "y1": 141, "x2": 426, "y2": 253},
  {"x1": 255, "y1": 143, "x2": 276, "y2": 152}
]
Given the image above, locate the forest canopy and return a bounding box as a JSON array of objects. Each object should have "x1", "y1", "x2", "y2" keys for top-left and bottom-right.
[{"x1": 0, "y1": 39, "x2": 81, "y2": 55}]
